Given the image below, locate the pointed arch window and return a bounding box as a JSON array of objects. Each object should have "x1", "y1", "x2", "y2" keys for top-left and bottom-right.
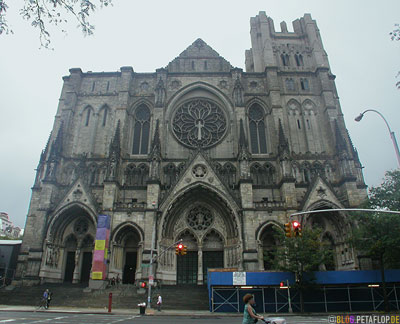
[
  {"x1": 163, "y1": 163, "x2": 177, "y2": 189},
  {"x1": 84, "y1": 108, "x2": 91, "y2": 126},
  {"x1": 295, "y1": 53, "x2": 304, "y2": 67},
  {"x1": 101, "y1": 107, "x2": 109, "y2": 127},
  {"x1": 132, "y1": 105, "x2": 151, "y2": 155},
  {"x1": 248, "y1": 104, "x2": 267, "y2": 154},
  {"x1": 221, "y1": 163, "x2": 237, "y2": 188}
]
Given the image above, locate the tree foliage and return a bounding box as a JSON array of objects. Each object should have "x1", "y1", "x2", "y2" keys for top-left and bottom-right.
[
  {"x1": 351, "y1": 170, "x2": 400, "y2": 269},
  {"x1": 266, "y1": 227, "x2": 333, "y2": 275},
  {"x1": 0, "y1": 0, "x2": 112, "y2": 48},
  {"x1": 265, "y1": 227, "x2": 333, "y2": 312}
]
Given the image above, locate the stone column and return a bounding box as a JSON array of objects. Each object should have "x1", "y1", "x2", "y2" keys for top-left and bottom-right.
[{"x1": 197, "y1": 247, "x2": 203, "y2": 285}]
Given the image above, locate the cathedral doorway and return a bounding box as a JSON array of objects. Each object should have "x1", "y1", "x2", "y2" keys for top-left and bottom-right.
[
  {"x1": 123, "y1": 252, "x2": 137, "y2": 284},
  {"x1": 177, "y1": 251, "x2": 198, "y2": 285},
  {"x1": 112, "y1": 224, "x2": 141, "y2": 284},
  {"x1": 80, "y1": 252, "x2": 92, "y2": 283},
  {"x1": 176, "y1": 230, "x2": 198, "y2": 285},
  {"x1": 64, "y1": 234, "x2": 77, "y2": 282},
  {"x1": 80, "y1": 234, "x2": 94, "y2": 283},
  {"x1": 258, "y1": 225, "x2": 279, "y2": 270},
  {"x1": 64, "y1": 252, "x2": 75, "y2": 282},
  {"x1": 202, "y1": 230, "x2": 224, "y2": 284}
]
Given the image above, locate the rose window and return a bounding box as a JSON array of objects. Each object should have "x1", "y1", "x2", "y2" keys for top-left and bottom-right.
[
  {"x1": 74, "y1": 218, "x2": 89, "y2": 235},
  {"x1": 187, "y1": 206, "x2": 213, "y2": 231},
  {"x1": 172, "y1": 98, "x2": 227, "y2": 148}
]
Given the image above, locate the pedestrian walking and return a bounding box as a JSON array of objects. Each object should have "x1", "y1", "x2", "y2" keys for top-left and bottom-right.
[
  {"x1": 242, "y1": 294, "x2": 264, "y2": 324},
  {"x1": 46, "y1": 289, "x2": 53, "y2": 309},
  {"x1": 157, "y1": 294, "x2": 162, "y2": 311}
]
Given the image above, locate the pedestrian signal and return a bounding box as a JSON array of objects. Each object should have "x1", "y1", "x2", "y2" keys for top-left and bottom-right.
[{"x1": 284, "y1": 222, "x2": 292, "y2": 237}]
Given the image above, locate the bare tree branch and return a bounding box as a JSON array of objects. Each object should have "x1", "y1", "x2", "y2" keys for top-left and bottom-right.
[{"x1": 2, "y1": 0, "x2": 112, "y2": 48}]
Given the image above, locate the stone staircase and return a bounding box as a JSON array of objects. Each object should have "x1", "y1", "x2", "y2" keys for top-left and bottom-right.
[{"x1": 0, "y1": 283, "x2": 209, "y2": 310}]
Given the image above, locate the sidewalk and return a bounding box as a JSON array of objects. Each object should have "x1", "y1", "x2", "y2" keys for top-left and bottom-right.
[{"x1": 0, "y1": 305, "x2": 241, "y2": 317}]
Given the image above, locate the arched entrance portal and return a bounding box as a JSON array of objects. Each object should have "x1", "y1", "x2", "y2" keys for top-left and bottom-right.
[
  {"x1": 158, "y1": 186, "x2": 240, "y2": 285},
  {"x1": 258, "y1": 225, "x2": 279, "y2": 270},
  {"x1": 112, "y1": 224, "x2": 141, "y2": 284},
  {"x1": 303, "y1": 204, "x2": 355, "y2": 270},
  {"x1": 43, "y1": 204, "x2": 96, "y2": 284}
]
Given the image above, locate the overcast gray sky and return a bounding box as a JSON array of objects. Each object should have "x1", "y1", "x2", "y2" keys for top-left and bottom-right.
[{"x1": 0, "y1": 0, "x2": 399, "y2": 228}]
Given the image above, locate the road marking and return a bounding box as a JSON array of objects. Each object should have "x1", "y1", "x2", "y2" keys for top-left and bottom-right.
[{"x1": 0, "y1": 320, "x2": 16, "y2": 323}]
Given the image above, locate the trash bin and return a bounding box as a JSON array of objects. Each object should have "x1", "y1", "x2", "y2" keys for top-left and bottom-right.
[{"x1": 138, "y1": 303, "x2": 146, "y2": 315}]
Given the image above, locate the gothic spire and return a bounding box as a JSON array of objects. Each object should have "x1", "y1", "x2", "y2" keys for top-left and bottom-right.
[
  {"x1": 39, "y1": 131, "x2": 52, "y2": 164},
  {"x1": 149, "y1": 119, "x2": 161, "y2": 161},
  {"x1": 334, "y1": 119, "x2": 347, "y2": 153},
  {"x1": 238, "y1": 119, "x2": 250, "y2": 161},
  {"x1": 48, "y1": 122, "x2": 63, "y2": 160},
  {"x1": 109, "y1": 120, "x2": 121, "y2": 158},
  {"x1": 278, "y1": 119, "x2": 289, "y2": 154}
]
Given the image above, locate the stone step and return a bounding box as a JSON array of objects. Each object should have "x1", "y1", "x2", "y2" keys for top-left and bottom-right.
[{"x1": 0, "y1": 284, "x2": 210, "y2": 310}]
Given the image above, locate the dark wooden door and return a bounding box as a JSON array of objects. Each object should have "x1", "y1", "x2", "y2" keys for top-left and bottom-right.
[{"x1": 64, "y1": 251, "x2": 75, "y2": 282}]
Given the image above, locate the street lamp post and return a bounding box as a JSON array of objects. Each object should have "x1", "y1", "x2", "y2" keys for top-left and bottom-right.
[{"x1": 355, "y1": 109, "x2": 400, "y2": 168}]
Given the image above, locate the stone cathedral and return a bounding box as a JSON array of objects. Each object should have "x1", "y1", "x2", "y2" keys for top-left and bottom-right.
[{"x1": 16, "y1": 12, "x2": 367, "y2": 286}]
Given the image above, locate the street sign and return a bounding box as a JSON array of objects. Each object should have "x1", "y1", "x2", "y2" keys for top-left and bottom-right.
[{"x1": 149, "y1": 275, "x2": 154, "y2": 285}]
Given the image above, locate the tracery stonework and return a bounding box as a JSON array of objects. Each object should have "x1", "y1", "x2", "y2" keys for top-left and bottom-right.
[
  {"x1": 186, "y1": 205, "x2": 213, "y2": 231},
  {"x1": 172, "y1": 98, "x2": 227, "y2": 148}
]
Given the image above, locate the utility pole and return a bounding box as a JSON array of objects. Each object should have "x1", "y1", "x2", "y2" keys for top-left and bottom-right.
[{"x1": 146, "y1": 238, "x2": 183, "y2": 309}]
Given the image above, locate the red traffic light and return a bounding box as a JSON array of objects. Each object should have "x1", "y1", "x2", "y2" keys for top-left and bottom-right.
[
  {"x1": 292, "y1": 221, "x2": 300, "y2": 228},
  {"x1": 140, "y1": 281, "x2": 146, "y2": 288},
  {"x1": 178, "y1": 244, "x2": 183, "y2": 249},
  {"x1": 280, "y1": 281, "x2": 284, "y2": 287}
]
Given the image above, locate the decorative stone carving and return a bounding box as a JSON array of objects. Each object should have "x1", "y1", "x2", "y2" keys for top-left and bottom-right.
[
  {"x1": 169, "y1": 80, "x2": 182, "y2": 90},
  {"x1": 219, "y1": 80, "x2": 228, "y2": 89},
  {"x1": 192, "y1": 164, "x2": 207, "y2": 178},
  {"x1": 186, "y1": 205, "x2": 213, "y2": 231},
  {"x1": 74, "y1": 218, "x2": 89, "y2": 235},
  {"x1": 172, "y1": 98, "x2": 227, "y2": 149}
]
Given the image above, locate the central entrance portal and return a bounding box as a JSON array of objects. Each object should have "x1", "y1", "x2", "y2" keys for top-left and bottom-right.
[
  {"x1": 123, "y1": 252, "x2": 137, "y2": 284},
  {"x1": 177, "y1": 251, "x2": 198, "y2": 285}
]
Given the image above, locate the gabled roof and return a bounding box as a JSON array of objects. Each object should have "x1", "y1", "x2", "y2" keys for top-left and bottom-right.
[{"x1": 166, "y1": 38, "x2": 233, "y2": 72}]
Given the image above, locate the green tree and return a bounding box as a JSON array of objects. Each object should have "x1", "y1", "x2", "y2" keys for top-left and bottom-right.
[
  {"x1": 0, "y1": 0, "x2": 111, "y2": 48},
  {"x1": 266, "y1": 227, "x2": 333, "y2": 313},
  {"x1": 350, "y1": 169, "x2": 400, "y2": 311}
]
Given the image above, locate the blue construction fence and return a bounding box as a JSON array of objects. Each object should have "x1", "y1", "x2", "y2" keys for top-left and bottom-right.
[{"x1": 207, "y1": 270, "x2": 400, "y2": 313}]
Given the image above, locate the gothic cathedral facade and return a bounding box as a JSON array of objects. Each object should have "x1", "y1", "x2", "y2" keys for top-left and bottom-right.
[{"x1": 16, "y1": 12, "x2": 366, "y2": 286}]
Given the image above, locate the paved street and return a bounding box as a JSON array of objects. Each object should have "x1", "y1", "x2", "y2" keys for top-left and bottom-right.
[{"x1": 0, "y1": 311, "x2": 331, "y2": 324}]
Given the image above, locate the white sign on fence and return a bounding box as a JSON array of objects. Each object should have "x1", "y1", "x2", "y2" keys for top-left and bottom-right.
[{"x1": 233, "y1": 272, "x2": 246, "y2": 285}]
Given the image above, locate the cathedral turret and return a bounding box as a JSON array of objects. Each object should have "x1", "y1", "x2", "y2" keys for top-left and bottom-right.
[
  {"x1": 277, "y1": 119, "x2": 293, "y2": 178},
  {"x1": 44, "y1": 122, "x2": 63, "y2": 182},
  {"x1": 149, "y1": 119, "x2": 161, "y2": 180},
  {"x1": 106, "y1": 120, "x2": 121, "y2": 181}
]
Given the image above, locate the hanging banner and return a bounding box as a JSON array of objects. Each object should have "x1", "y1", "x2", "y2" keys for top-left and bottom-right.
[{"x1": 91, "y1": 214, "x2": 111, "y2": 280}]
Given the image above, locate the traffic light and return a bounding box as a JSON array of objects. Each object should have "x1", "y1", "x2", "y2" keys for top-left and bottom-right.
[
  {"x1": 284, "y1": 222, "x2": 292, "y2": 237},
  {"x1": 181, "y1": 245, "x2": 187, "y2": 255},
  {"x1": 140, "y1": 281, "x2": 147, "y2": 288},
  {"x1": 292, "y1": 220, "x2": 301, "y2": 237},
  {"x1": 280, "y1": 281, "x2": 284, "y2": 288},
  {"x1": 175, "y1": 243, "x2": 183, "y2": 255}
]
